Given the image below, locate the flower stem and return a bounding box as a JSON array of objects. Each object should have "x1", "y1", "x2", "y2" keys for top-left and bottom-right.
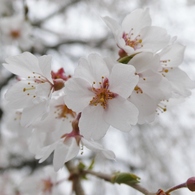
[{"x1": 165, "y1": 183, "x2": 186, "y2": 194}]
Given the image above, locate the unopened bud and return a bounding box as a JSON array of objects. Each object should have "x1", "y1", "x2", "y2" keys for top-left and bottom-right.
[
  {"x1": 118, "y1": 49, "x2": 127, "y2": 58},
  {"x1": 53, "y1": 79, "x2": 64, "y2": 91},
  {"x1": 111, "y1": 172, "x2": 140, "y2": 184},
  {"x1": 186, "y1": 177, "x2": 195, "y2": 191}
]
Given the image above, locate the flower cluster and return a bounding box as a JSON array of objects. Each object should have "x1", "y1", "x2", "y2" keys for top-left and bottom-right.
[{"x1": 2, "y1": 8, "x2": 194, "y2": 171}]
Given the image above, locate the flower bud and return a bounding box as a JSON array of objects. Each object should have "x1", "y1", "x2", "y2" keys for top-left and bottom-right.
[
  {"x1": 118, "y1": 49, "x2": 127, "y2": 58},
  {"x1": 53, "y1": 79, "x2": 64, "y2": 91},
  {"x1": 186, "y1": 177, "x2": 195, "y2": 191}
]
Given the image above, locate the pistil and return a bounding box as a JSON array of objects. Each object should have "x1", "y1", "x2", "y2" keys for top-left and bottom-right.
[{"x1": 90, "y1": 77, "x2": 117, "y2": 109}]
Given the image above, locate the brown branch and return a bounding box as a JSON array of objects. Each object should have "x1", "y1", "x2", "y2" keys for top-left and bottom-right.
[
  {"x1": 32, "y1": 0, "x2": 80, "y2": 27},
  {"x1": 0, "y1": 158, "x2": 51, "y2": 173},
  {"x1": 82, "y1": 169, "x2": 156, "y2": 195},
  {"x1": 33, "y1": 36, "x2": 109, "y2": 55},
  {"x1": 65, "y1": 161, "x2": 85, "y2": 195}
]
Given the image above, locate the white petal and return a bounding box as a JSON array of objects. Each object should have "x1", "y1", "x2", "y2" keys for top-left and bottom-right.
[
  {"x1": 3, "y1": 52, "x2": 39, "y2": 77},
  {"x1": 79, "y1": 105, "x2": 110, "y2": 140},
  {"x1": 159, "y1": 43, "x2": 185, "y2": 67},
  {"x1": 35, "y1": 142, "x2": 57, "y2": 163},
  {"x1": 21, "y1": 101, "x2": 48, "y2": 126},
  {"x1": 139, "y1": 69, "x2": 162, "y2": 84},
  {"x1": 29, "y1": 129, "x2": 46, "y2": 154},
  {"x1": 122, "y1": 8, "x2": 151, "y2": 36},
  {"x1": 87, "y1": 53, "x2": 110, "y2": 84},
  {"x1": 165, "y1": 68, "x2": 195, "y2": 96},
  {"x1": 104, "y1": 57, "x2": 115, "y2": 71},
  {"x1": 102, "y1": 16, "x2": 120, "y2": 34},
  {"x1": 75, "y1": 54, "x2": 109, "y2": 86},
  {"x1": 139, "y1": 72, "x2": 172, "y2": 100},
  {"x1": 35, "y1": 82, "x2": 52, "y2": 99},
  {"x1": 129, "y1": 92, "x2": 157, "y2": 124},
  {"x1": 129, "y1": 52, "x2": 160, "y2": 72},
  {"x1": 5, "y1": 81, "x2": 36, "y2": 109},
  {"x1": 38, "y1": 55, "x2": 53, "y2": 83},
  {"x1": 74, "y1": 58, "x2": 96, "y2": 83},
  {"x1": 81, "y1": 138, "x2": 115, "y2": 160},
  {"x1": 140, "y1": 26, "x2": 171, "y2": 52},
  {"x1": 104, "y1": 96, "x2": 138, "y2": 131},
  {"x1": 53, "y1": 139, "x2": 79, "y2": 171},
  {"x1": 64, "y1": 78, "x2": 94, "y2": 112},
  {"x1": 109, "y1": 63, "x2": 138, "y2": 98}
]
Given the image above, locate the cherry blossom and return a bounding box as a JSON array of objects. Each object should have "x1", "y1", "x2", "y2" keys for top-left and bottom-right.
[
  {"x1": 30, "y1": 97, "x2": 115, "y2": 171},
  {"x1": 3, "y1": 52, "x2": 63, "y2": 126},
  {"x1": 35, "y1": 132, "x2": 115, "y2": 171},
  {"x1": 64, "y1": 53, "x2": 139, "y2": 140},
  {"x1": 0, "y1": 171, "x2": 21, "y2": 195},
  {"x1": 159, "y1": 43, "x2": 195, "y2": 97},
  {"x1": 103, "y1": 8, "x2": 171, "y2": 56},
  {"x1": 0, "y1": 6, "x2": 194, "y2": 194},
  {"x1": 19, "y1": 166, "x2": 63, "y2": 195},
  {"x1": 0, "y1": 15, "x2": 32, "y2": 49},
  {"x1": 126, "y1": 52, "x2": 172, "y2": 123}
]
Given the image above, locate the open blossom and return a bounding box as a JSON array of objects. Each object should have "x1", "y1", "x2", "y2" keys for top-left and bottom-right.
[
  {"x1": 3, "y1": 52, "x2": 65, "y2": 126},
  {"x1": 64, "y1": 53, "x2": 139, "y2": 140},
  {"x1": 19, "y1": 166, "x2": 62, "y2": 195},
  {"x1": 30, "y1": 97, "x2": 115, "y2": 171},
  {"x1": 0, "y1": 15, "x2": 32, "y2": 49},
  {"x1": 159, "y1": 43, "x2": 195, "y2": 97},
  {"x1": 103, "y1": 8, "x2": 171, "y2": 56},
  {"x1": 126, "y1": 52, "x2": 172, "y2": 123},
  {"x1": 35, "y1": 132, "x2": 115, "y2": 171}
]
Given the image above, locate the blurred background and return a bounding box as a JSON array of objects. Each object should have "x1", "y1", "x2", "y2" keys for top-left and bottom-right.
[{"x1": 0, "y1": 0, "x2": 195, "y2": 194}]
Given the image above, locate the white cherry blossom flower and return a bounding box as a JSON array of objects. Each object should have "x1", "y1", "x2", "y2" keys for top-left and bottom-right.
[
  {"x1": 29, "y1": 96, "x2": 76, "y2": 155},
  {"x1": 30, "y1": 97, "x2": 115, "y2": 171},
  {"x1": 159, "y1": 43, "x2": 195, "y2": 97},
  {"x1": 126, "y1": 52, "x2": 172, "y2": 124},
  {"x1": 3, "y1": 52, "x2": 57, "y2": 126},
  {"x1": 36, "y1": 133, "x2": 115, "y2": 171},
  {"x1": 19, "y1": 166, "x2": 63, "y2": 195},
  {"x1": 126, "y1": 51, "x2": 172, "y2": 120},
  {"x1": 64, "y1": 53, "x2": 139, "y2": 140},
  {"x1": 103, "y1": 8, "x2": 171, "y2": 56},
  {"x1": 0, "y1": 15, "x2": 32, "y2": 49}
]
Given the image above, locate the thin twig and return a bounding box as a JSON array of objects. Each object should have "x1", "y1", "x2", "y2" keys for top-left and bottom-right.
[
  {"x1": 82, "y1": 169, "x2": 156, "y2": 195},
  {"x1": 32, "y1": 0, "x2": 80, "y2": 27}
]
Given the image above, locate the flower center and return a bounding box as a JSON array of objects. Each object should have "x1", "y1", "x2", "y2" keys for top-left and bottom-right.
[
  {"x1": 41, "y1": 178, "x2": 53, "y2": 193},
  {"x1": 55, "y1": 104, "x2": 76, "y2": 119},
  {"x1": 10, "y1": 30, "x2": 21, "y2": 39},
  {"x1": 123, "y1": 29, "x2": 143, "y2": 50},
  {"x1": 51, "y1": 68, "x2": 71, "y2": 81},
  {"x1": 90, "y1": 77, "x2": 117, "y2": 109}
]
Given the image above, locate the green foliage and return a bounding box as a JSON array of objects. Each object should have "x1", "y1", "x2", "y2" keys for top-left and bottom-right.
[
  {"x1": 88, "y1": 158, "x2": 95, "y2": 170},
  {"x1": 118, "y1": 53, "x2": 139, "y2": 64},
  {"x1": 111, "y1": 172, "x2": 140, "y2": 184},
  {"x1": 78, "y1": 161, "x2": 86, "y2": 170}
]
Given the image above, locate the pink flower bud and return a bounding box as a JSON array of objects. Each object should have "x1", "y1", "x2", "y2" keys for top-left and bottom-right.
[
  {"x1": 186, "y1": 177, "x2": 195, "y2": 191},
  {"x1": 118, "y1": 49, "x2": 127, "y2": 58}
]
